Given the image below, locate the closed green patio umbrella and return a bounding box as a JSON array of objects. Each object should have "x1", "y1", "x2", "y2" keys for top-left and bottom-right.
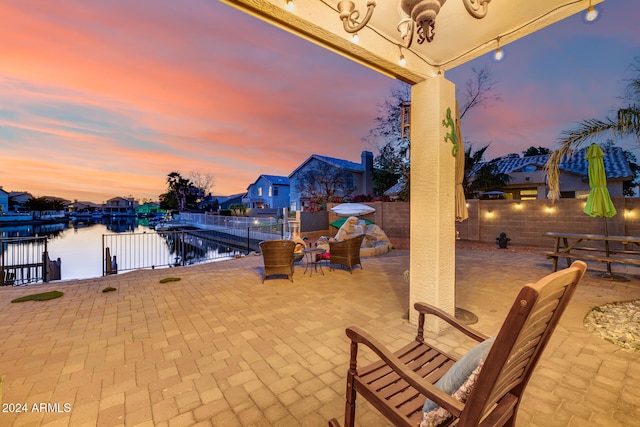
[
  {"x1": 584, "y1": 144, "x2": 617, "y2": 220},
  {"x1": 584, "y1": 143, "x2": 617, "y2": 276}
]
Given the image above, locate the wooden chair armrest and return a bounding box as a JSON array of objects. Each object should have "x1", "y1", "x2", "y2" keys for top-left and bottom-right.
[
  {"x1": 414, "y1": 302, "x2": 489, "y2": 342},
  {"x1": 346, "y1": 325, "x2": 465, "y2": 417}
]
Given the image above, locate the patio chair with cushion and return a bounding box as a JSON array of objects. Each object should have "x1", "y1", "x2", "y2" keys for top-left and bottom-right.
[
  {"x1": 329, "y1": 260, "x2": 587, "y2": 427},
  {"x1": 329, "y1": 234, "x2": 366, "y2": 273},
  {"x1": 259, "y1": 240, "x2": 296, "y2": 283}
]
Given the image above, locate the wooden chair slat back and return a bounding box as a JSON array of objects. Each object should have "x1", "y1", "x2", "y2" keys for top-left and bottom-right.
[{"x1": 460, "y1": 261, "x2": 587, "y2": 425}]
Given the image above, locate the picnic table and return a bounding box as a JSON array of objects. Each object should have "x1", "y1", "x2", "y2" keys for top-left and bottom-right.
[{"x1": 542, "y1": 232, "x2": 640, "y2": 274}]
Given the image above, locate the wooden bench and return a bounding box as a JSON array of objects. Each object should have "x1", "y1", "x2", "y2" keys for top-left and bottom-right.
[
  {"x1": 542, "y1": 250, "x2": 640, "y2": 270},
  {"x1": 329, "y1": 261, "x2": 588, "y2": 427}
]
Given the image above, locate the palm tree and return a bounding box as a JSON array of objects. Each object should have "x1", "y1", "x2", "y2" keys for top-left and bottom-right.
[
  {"x1": 545, "y1": 57, "x2": 640, "y2": 198},
  {"x1": 463, "y1": 144, "x2": 511, "y2": 198}
]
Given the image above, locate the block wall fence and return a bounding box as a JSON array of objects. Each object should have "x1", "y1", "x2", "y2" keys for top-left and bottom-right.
[
  {"x1": 324, "y1": 198, "x2": 640, "y2": 250},
  {"x1": 326, "y1": 202, "x2": 410, "y2": 250}
]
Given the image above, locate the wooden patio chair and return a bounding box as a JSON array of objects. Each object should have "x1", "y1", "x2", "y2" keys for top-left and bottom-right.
[
  {"x1": 329, "y1": 234, "x2": 366, "y2": 273},
  {"x1": 259, "y1": 240, "x2": 296, "y2": 283},
  {"x1": 329, "y1": 260, "x2": 587, "y2": 427}
]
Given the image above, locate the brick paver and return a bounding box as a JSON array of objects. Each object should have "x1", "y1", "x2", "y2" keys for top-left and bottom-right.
[{"x1": 1, "y1": 247, "x2": 639, "y2": 426}]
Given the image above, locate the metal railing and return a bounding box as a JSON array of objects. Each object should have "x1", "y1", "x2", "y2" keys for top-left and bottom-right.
[
  {"x1": 102, "y1": 229, "x2": 244, "y2": 275},
  {"x1": 101, "y1": 225, "x2": 288, "y2": 276},
  {"x1": 1, "y1": 236, "x2": 61, "y2": 286},
  {"x1": 177, "y1": 212, "x2": 281, "y2": 230}
]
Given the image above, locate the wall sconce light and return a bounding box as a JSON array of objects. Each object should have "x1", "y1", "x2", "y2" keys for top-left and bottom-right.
[
  {"x1": 545, "y1": 206, "x2": 554, "y2": 214},
  {"x1": 486, "y1": 210, "x2": 494, "y2": 218},
  {"x1": 584, "y1": 0, "x2": 599, "y2": 22},
  {"x1": 493, "y1": 37, "x2": 504, "y2": 62},
  {"x1": 625, "y1": 209, "x2": 633, "y2": 217},
  {"x1": 284, "y1": 0, "x2": 294, "y2": 12},
  {"x1": 337, "y1": 0, "x2": 490, "y2": 49},
  {"x1": 515, "y1": 202, "x2": 522, "y2": 209}
]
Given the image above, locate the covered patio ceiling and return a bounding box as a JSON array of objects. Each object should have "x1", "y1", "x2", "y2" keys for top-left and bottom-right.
[{"x1": 218, "y1": 0, "x2": 602, "y2": 83}]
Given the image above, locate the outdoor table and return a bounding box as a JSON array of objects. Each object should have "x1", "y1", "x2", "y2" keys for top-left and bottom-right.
[
  {"x1": 542, "y1": 232, "x2": 640, "y2": 274},
  {"x1": 302, "y1": 248, "x2": 326, "y2": 276}
]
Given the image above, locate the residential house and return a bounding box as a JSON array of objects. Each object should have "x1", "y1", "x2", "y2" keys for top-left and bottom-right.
[
  {"x1": 384, "y1": 180, "x2": 405, "y2": 201},
  {"x1": 472, "y1": 146, "x2": 633, "y2": 200},
  {"x1": 68, "y1": 200, "x2": 104, "y2": 216},
  {"x1": 104, "y1": 197, "x2": 138, "y2": 216},
  {"x1": 8, "y1": 191, "x2": 32, "y2": 211},
  {"x1": 0, "y1": 187, "x2": 8, "y2": 213},
  {"x1": 218, "y1": 193, "x2": 246, "y2": 210},
  {"x1": 288, "y1": 151, "x2": 374, "y2": 211},
  {"x1": 135, "y1": 202, "x2": 164, "y2": 217},
  {"x1": 243, "y1": 175, "x2": 290, "y2": 210}
]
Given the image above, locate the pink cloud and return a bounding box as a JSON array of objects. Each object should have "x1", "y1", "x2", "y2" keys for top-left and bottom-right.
[{"x1": 2, "y1": 0, "x2": 637, "y2": 203}]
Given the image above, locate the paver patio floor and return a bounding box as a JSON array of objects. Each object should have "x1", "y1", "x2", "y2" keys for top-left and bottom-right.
[{"x1": 1, "y1": 246, "x2": 639, "y2": 426}]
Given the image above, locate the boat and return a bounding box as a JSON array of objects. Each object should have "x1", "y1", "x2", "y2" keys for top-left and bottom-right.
[{"x1": 330, "y1": 203, "x2": 375, "y2": 217}]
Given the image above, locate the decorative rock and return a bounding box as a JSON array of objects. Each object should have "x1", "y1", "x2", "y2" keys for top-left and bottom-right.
[{"x1": 584, "y1": 300, "x2": 640, "y2": 352}]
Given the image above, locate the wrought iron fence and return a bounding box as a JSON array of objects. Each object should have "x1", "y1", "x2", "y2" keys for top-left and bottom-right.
[
  {"x1": 1, "y1": 236, "x2": 60, "y2": 286},
  {"x1": 101, "y1": 224, "x2": 288, "y2": 276},
  {"x1": 102, "y1": 229, "x2": 243, "y2": 275}
]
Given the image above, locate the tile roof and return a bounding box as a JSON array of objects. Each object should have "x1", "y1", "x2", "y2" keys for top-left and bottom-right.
[
  {"x1": 384, "y1": 180, "x2": 404, "y2": 196},
  {"x1": 477, "y1": 146, "x2": 633, "y2": 180},
  {"x1": 260, "y1": 175, "x2": 290, "y2": 185},
  {"x1": 313, "y1": 154, "x2": 364, "y2": 172}
]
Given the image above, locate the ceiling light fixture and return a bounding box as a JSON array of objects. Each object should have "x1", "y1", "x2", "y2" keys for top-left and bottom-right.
[{"x1": 337, "y1": 0, "x2": 491, "y2": 49}]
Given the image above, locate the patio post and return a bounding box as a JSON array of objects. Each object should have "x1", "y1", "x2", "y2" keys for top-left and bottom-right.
[{"x1": 409, "y1": 76, "x2": 457, "y2": 332}]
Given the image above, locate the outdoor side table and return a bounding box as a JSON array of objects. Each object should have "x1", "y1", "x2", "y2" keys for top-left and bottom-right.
[{"x1": 302, "y1": 248, "x2": 326, "y2": 276}]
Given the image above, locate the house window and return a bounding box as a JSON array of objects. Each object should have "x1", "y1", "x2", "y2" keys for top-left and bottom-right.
[
  {"x1": 520, "y1": 189, "x2": 538, "y2": 200},
  {"x1": 274, "y1": 186, "x2": 279, "y2": 196},
  {"x1": 258, "y1": 187, "x2": 262, "y2": 197},
  {"x1": 268, "y1": 186, "x2": 272, "y2": 197}
]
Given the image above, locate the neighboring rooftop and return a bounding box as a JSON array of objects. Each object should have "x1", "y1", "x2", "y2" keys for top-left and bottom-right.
[{"x1": 477, "y1": 146, "x2": 633, "y2": 180}]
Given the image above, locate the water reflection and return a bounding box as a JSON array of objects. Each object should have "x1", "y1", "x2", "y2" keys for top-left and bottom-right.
[
  {"x1": 1, "y1": 217, "x2": 240, "y2": 282},
  {"x1": 0, "y1": 222, "x2": 67, "y2": 239}
]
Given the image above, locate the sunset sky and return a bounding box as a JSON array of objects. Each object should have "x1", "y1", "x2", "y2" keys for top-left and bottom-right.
[{"x1": 1, "y1": 0, "x2": 639, "y2": 203}]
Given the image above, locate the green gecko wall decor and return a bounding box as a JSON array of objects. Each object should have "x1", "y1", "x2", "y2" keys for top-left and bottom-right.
[{"x1": 442, "y1": 107, "x2": 458, "y2": 157}]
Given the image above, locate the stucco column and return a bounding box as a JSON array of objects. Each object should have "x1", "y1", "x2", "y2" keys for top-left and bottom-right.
[{"x1": 409, "y1": 76, "x2": 456, "y2": 331}]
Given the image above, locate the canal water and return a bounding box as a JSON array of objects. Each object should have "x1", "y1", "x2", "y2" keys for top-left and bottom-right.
[{"x1": 0, "y1": 218, "x2": 234, "y2": 282}]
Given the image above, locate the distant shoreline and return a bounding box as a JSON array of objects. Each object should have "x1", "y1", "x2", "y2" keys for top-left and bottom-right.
[{"x1": 0, "y1": 217, "x2": 69, "y2": 227}]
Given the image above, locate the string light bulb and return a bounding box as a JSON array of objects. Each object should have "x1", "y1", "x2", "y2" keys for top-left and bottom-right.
[
  {"x1": 585, "y1": 1, "x2": 598, "y2": 22},
  {"x1": 493, "y1": 37, "x2": 504, "y2": 62},
  {"x1": 284, "y1": 0, "x2": 294, "y2": 12},
  {"x1": 398, "y1": 46, "x2": 406, "y2": 66}
]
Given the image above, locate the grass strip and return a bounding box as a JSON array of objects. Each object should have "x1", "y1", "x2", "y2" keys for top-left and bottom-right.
[{"x1": 11, "y1": 291, "x2": 64, "y2": 303}]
